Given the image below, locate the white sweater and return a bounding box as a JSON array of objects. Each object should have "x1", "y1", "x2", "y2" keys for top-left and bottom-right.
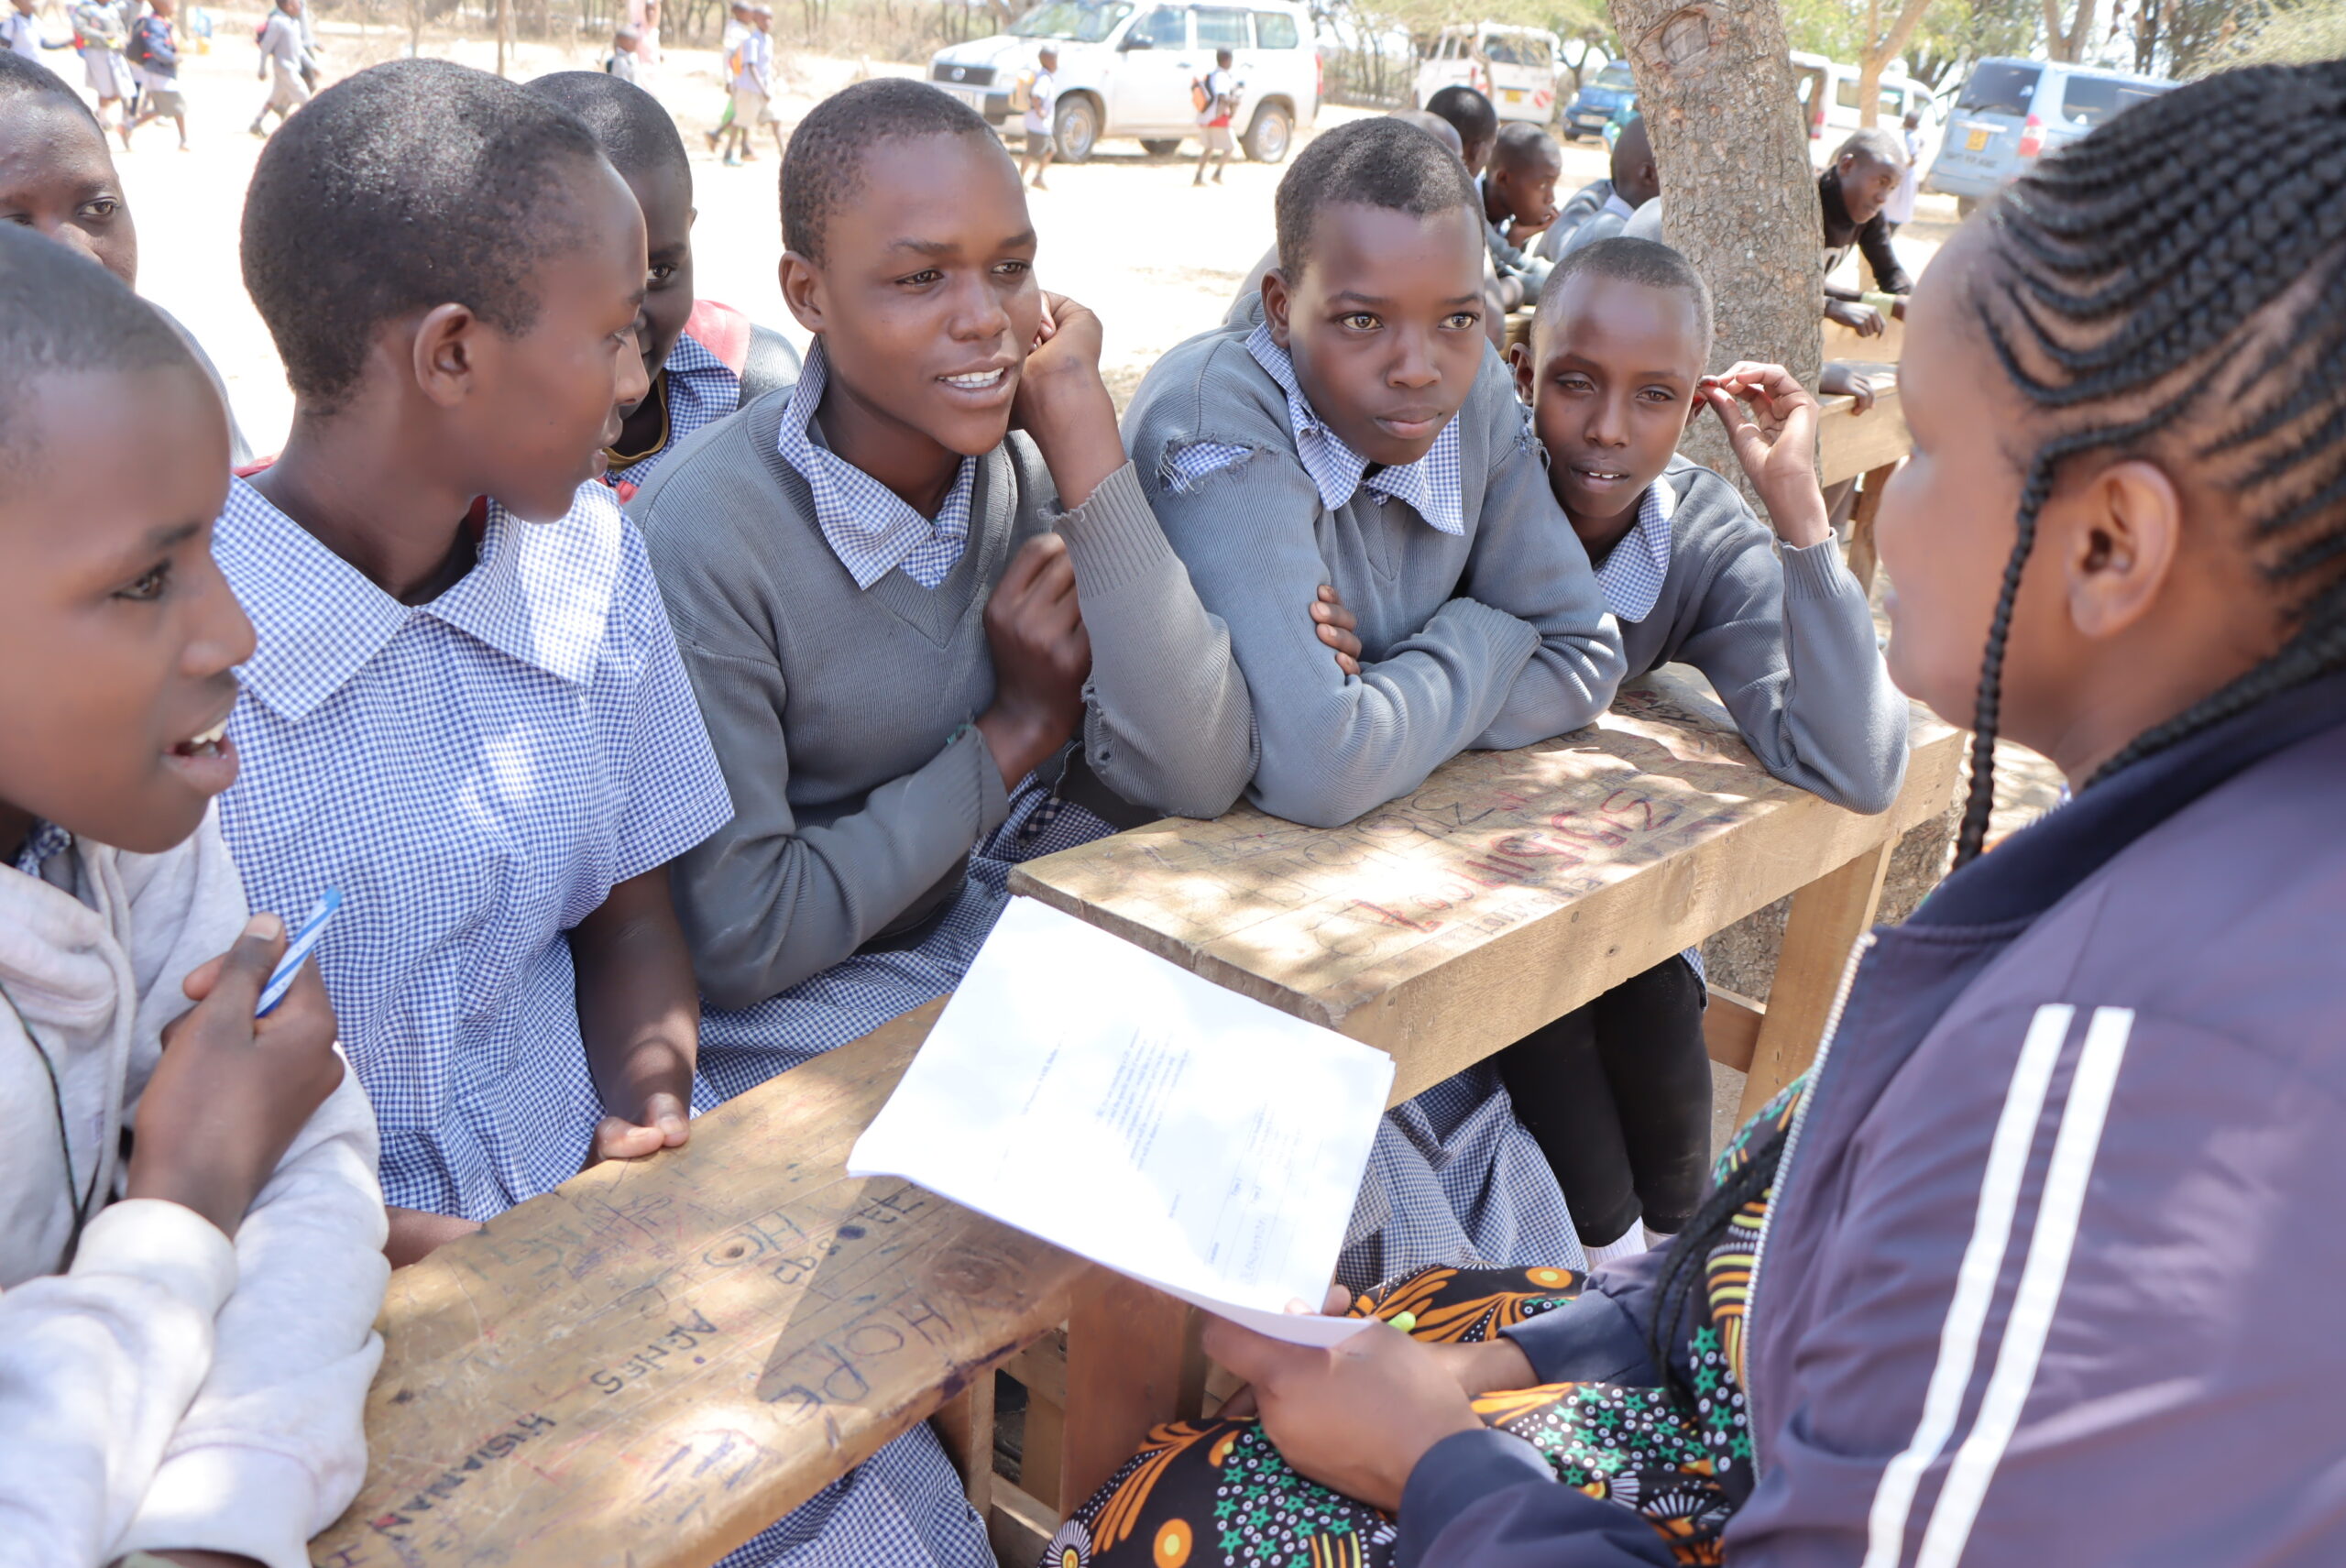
[{"x1": 0, "y1": 808, "x2": 388, "y2": 1568}]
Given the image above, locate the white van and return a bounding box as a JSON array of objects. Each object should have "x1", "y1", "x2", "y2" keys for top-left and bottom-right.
[
  {"x1": 1413, "y1": 22, "x2": 1563, "y2": 125},
  {"x1": 926, "y1": 0, "x2": 1320, "y2": 164},
  {"x1": 1790, "y1": 50, "x2": 1936, "y2": 167}
]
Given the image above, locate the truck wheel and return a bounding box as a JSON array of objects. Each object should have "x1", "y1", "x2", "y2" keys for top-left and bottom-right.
[
  {"x1": 1139, "y1": 137, "x2": 1182, "y2": 156},
  {"x1": 1054, "y1": 95, "x2": 1100, "y2": 163},
  {"x1": 1243, "y1": 102, "x2": 1293, "y2": 163}
]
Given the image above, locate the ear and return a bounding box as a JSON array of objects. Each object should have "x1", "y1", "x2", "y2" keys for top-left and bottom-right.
[
  {"x1": 2060, "y1": 457, "x2": 2184, "y2": 642},
  {"x1": 410, "y1": 302, "x2": 481, "y2": 411},
  {"x1": 1262, "y1": 267, "x2": 1293, "y2": 350},
  {"x1": 1506, "y1": 338, "x2": 1533, "y2": 404},
  {"x1": 778, "y1": 250, "x2": 825, "y2": 334}
]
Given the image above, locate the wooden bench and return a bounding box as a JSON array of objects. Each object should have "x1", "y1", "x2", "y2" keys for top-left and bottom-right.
[
  {"x1": 311, "y1": 676, "x2": 1959, "y2": 1568},
  {"x1": 1816, "y1": 366, "x2": 1906, "y2": 587}
]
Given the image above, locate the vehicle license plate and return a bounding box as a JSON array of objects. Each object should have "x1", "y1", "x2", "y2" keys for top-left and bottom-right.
[
  {"x1": 1502, "y1": 88, "x2": 1522, "y2": 103},
  {"x1": 1966, "y1": 126, "x2": 1990, "y2": 150},
  {"x1": 942, "y1": 83, "x2": 987, "y2": 112}
]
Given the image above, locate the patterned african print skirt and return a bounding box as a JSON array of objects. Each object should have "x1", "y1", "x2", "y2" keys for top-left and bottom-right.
[{"x1": 1044, "y1": 1084, "x2": 1805, "y2": 1568}]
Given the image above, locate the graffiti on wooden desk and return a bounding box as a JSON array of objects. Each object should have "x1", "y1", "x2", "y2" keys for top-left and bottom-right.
[
  {"x1": 755, "y1": 1289, "x2": 960, "y2": 1412},
  {"x1": 588, "y1": 1306, "x2": 722, "y2": 1395},
  {"x1": 362, "y1": 1412, "x2": 557, "y2": 1539},
  {"x1": 704, "y1": 1184, "x2": 931, "y2": 1288}
]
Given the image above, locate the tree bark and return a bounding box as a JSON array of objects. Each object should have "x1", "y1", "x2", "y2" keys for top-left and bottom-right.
[
  {"x1": 1608, "y1": 0, "x2": 1822, "y2": 488},
  {"x1": 1857, "y1": 0, "x2": 1934, "y2": 124}
]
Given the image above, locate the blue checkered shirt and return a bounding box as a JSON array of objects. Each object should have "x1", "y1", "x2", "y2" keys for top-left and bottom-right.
[
  {"x1": 1592, "y1": 477, "x2": 1676, "y2": 624},
  {"x1": 605, "y1": 329, "x2": 742, "y2": 498},
  {"x1": 10, "y1": 819, "x2": 69, "y2": 879},
  {"x1": 774, "y1": 340, "x2": 976, "y2": 589},
  {"x1": 213, "y1": 477, "x2": 733, "y2": 1220},
  {"x1": 1159, "y1": 323, "x2": 1465, "y2": 534}
]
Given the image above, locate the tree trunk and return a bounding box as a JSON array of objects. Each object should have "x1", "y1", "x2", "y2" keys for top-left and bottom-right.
[
  {"x1": 1608, "y1": 0, "x2": 1822, "y2": 490},
  {"x1": 1858, "y1": 0, "x2": 1933, "y2": 125},
  {"x1": 2042, "y1": 0, "x2": 2073, "y2": 59}
]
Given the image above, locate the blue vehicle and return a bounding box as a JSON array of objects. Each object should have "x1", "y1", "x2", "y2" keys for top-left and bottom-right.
[
  {"x1": 1562, "y1": 57, "x2": 1634, "y2": 139},
  {"x1": 1926, "y1": 57, "x2": 2173, "y2": 214}
]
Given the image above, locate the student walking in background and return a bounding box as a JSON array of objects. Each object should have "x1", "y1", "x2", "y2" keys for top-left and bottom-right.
[
  {"x1": 719, "y1": 1, "x2": 770, "y2": 166},
  {"x1": 1192, "y1": 46, "x2": 1235, "y2": 186},
  {"x1": 604, "y1": 23, "x2": 640, "y2": 82},
  {"x1": 248, "y1": 0, "x2": 312, "y2": 138},
  {"x1": 1884, "y1": 106, "x2": 1922, "y2": 231},
  {"x1": 122, "y1": 0, "x2": 186, "y2": 151},
  {"x1": 1020, "y1": 42, "x2": 1056, "y2": 189},
  {"x1": 69, "y1": 0, "x2": 129, "y2": 143}
]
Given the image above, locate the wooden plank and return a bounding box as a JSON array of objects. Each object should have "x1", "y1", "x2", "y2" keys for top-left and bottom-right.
[
  {"x1": 1824, "y1": 310, "x2": 1906, "y2": 362},
  {"x1": 1014, "y1": 672, "x2": 1963, "y2": 1107},
  {"x1": 1704, "y1": 987, "x2": 1766, "y2": 1073},
  {"x1": 1818, "y1": 376, "x2": 1909, "y2": 488},
  {"x1": 932, "y1": 1376, "x2": 995, "y2": 1517},
  {"x1": 1022, "y1": 1386, "x2": 1065, "y2": 1512},
  {"x1": 1844, "y1": 458, "x2": 1896, "y2": 591},
  {"x1": 1060, "y1": 1277, "x2": 1204, "y2": 1513},
  {"x1": 1737, "y1": 835, "x2": 1896, "y2": 1124},
  {"x1": 1004, "y1": 1328, "x2": 1069, "y2": 1409},
  {"x1": 310, "y1": 998, "x2": 1091, "y2": 1568},
  {"x1": 989, "y1": 1481, "x2": 1058, "y2": 1567}
]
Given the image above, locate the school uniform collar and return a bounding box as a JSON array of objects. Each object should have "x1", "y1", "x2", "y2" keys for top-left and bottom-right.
[
  {"x1": 10, "y1": 820, "x2": 69, "y2": 881},
  {"x1": 1590, "y1": 475, "x2": 1676, "y2": 623},
  {"x1": 215, "y1": 474, "x2": 623, "y2": 720},
  {"x1": 1601, "y1": 189, "x2": 1637, "y2": 222},
  {"x1": 1243, "y1": 322, "x2": 1464, "y2": 534},
  {"x1": 773, "y1": 339, "x2": 977, "y2": 590}
]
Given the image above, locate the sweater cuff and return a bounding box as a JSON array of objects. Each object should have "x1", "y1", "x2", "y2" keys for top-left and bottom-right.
[
  {"x1": 71, "y1": 1199, "x2": 236, "y2": 1317},
  {"x1": 115, "y1": 1444, "x2": 319, "y2": 1568},
  {"x1": 948, "y1": 721, "x2": 1014, "y2": 838},
  {"x1": 1500, "y1": 1280, "x2": 1660, "y2": 1386},
  {"x1": 1396, "y1": 1428, "x2": 1555, "y2": 1568},
  {"x1": 1781, "y1": 538, "x2": 1858, "y2": 603},
  {"x1": 1054, "y1": 462, "x2": 1177, "y2": 600}
]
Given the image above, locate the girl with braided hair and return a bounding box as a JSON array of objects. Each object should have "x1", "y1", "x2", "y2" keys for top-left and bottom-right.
[{"x1": 1047, "y1": 57, "x2": 2346, "y2": 1568}]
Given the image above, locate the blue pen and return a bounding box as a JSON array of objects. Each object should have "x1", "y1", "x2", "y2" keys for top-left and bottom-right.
[{"x1": 257, "y1": 889, "x2": 342, "y2": 1017}]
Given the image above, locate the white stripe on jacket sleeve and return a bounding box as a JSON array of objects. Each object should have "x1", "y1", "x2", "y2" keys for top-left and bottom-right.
[
  {"x1": 1914, "y1": 1005, "x2": 2138, "y2": 1568},
  {"x1": 1861, "y1": 1003, "x2": 2077, "y2": 1568}
]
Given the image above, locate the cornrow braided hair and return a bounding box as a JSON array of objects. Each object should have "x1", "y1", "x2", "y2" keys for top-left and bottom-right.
[{"x1": 1953, "y1": 58, "x2": 2346, "y2": 865}]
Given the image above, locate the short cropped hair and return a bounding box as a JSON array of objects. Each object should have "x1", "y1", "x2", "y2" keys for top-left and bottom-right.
[
  {"x1": 240, "y1": 59, "x2": 607, "y2": 409},
  {"x1": 0, "y1": 51, "x2": 100, "y2": 128},
  {"x1": 783, "y1": 78, "x2": 997, "y2": 266},
  {"x1": 1538, "y1": 236, "x2": 1715, "y2": 356},
  {"x1": 1492, "y1": 119, "x2": 1559, "y2": 171},
  {"x1": 1273, "y1": 115, "x2": 1479, "y2": 276},
  {"x1": 1424, "y1": 83, "x2": 1497, "y2": 148},
  {"x1": 1833, "y1": 126, "x2": 1904, "y2": 169},
  {"x1": 0, "y1": 225, "x2": 192, "y2": 476},
  {"x1": 525, "y1": 70, "x2": 687, "y2": 190}
]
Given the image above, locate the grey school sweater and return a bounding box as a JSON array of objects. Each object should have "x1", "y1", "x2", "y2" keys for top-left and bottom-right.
[
  {"x1": 630, "y1": 391, "x2": 1255, "y2": 1009},
  {"x1": 1124, "y1": 325, "x2": 1627, "y2": 828},
  {"x1": 1616, "y1": 456, "x2": 1909, "y2": 814}
]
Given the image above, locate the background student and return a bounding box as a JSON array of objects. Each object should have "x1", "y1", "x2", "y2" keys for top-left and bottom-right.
[
  {"x1": 631, "y1": 78, "x2": 1253, "y2": 1100},
  {"x1": 0, "y1": 51, "x2": 250, "y2": 459},
  {"x1": 1080, "y1": 59, "x2": 2346, "y2": 1568},
  {"x1": 1425, "y1": 82, "x2": 1547, "y2": 311},
  {"x1": 123, "y1": 0, "x2": 187, "y2": 152},
  {"x1": 1480, "y1": 121, "x2": 1561, "y2": 251},
  {"x1": 249, "y1": 0, "x2": 312, "y2": 138},
  {"x1": 1496, "y1": 236, "x2": 1907, "y2": 1268},
  {"x1": 1193, "y1": 46, "x2": 1235, "y2": 186},
  {"x1": 1124, "y1": 116, "x2": 1625, "y2": 1288},
  {"x1": 212, "y1": 59, "x2": 729, "y2": 1264},
  {"x1": 0, "y1": 224, "x2": 387, "y2": 1568},
  {"x1": 1020, "y1": 42, "x2": 1055, "y2": 189},
  {"x1": 525, "y1": 70, "x2": 800, "y2": 502},
  {"x1": 1538, "y1": 114, "x2": 1657, "y2": 262}
]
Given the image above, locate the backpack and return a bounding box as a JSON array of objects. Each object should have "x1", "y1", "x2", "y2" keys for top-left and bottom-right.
[
  {"x1": 125, "y1": 16, "x2": 159, "y2": 66},
  {"x1": 1008, "y1": 67, "x2": 1035, "y2": 115},
  {"x1": 1190, "y1": 76, "x2": 1210, "y2": 113}
]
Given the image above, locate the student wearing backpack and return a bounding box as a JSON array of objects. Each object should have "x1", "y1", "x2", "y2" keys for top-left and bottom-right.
[
  {"x1": 69, "y1": 0, "x2": 130, "y2": 141},
  {"x1": 123, "y1": 0, "x2": 185, "y2": 152},
  {"x1": 1192, "y1": 47, "x2": 1237, "y2": 186},
  {"x1": 1018, "y1": 43, "x2": 1056, "y2": 190}
]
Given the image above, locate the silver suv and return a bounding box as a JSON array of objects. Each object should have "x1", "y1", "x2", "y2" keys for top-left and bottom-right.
[{"x1": 1926, "y1": 58, "x2": 2174, "y2": 215}]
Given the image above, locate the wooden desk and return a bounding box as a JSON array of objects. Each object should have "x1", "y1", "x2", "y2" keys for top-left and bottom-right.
[
  {"x1": 308, "y1": 1000, "x2": 1091, "y2": 1568},
  {"x1": 1817, "y1": 369, "x2": 1908, "y2": 587},
  {"x1": 1014, "y1": 672, "x2": 1960, "y2": 1116}
]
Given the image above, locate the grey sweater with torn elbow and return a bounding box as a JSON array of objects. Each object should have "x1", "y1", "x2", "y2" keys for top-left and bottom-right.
[
  {"x1": 1123, "y1": 324, "x2": 1626, "y2": 829},
  {"x1": 1616, "y1": 457, "x2": 1909, "y2": 815},
  {"x1": 630, "y1": 389, "x2": 1255, "y2": 1010}
]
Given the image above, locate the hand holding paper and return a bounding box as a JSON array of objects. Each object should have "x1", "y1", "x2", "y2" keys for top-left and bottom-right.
[{"x1": 848, "y1": 897, "x2": 1395, "y2": 1346}]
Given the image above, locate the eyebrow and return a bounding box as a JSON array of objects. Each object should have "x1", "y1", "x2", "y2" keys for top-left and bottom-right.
[
  {"x1": 1549, "y1": 352, "x2": 1696, "y2": 381},
  {"x1": 1327, "y1": 291, "x2": 1485, "y2": 309},
  {"x1": 886, "y1": 228, "x2": 1037, "y2": 258},
  {"x1": 100, "y1": 519, "x2": 203, "y2": 572}
]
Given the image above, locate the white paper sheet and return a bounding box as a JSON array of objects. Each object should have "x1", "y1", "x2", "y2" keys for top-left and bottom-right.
[{"x1": 848, "y1": 896, "x2": 1395, "y2": 1346}]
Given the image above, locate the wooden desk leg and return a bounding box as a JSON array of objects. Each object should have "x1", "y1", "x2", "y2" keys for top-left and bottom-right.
[
  {"x1": 1844, "y1": 459, "x2": 1898, "y2": 594},
  {"x1": 1059, "y1": 1275, "x2": 1206, "y2": 1513},
  {"x1": 933, "y1": 1375, "x2": 996, "y2": 1517},
  {"x1": 1737, "y1": 835, "x2": 1894, "y2": 1124}
]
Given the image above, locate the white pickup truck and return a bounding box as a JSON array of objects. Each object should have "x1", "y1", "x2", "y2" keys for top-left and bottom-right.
[{"x1": 927, "y1": 0, "x2": 1321, "y2": 163}]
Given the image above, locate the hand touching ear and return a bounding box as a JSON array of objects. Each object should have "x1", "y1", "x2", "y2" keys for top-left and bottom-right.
[{"x1": 1703, "y1": 362, "x2": 1833, "y2": 550}]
